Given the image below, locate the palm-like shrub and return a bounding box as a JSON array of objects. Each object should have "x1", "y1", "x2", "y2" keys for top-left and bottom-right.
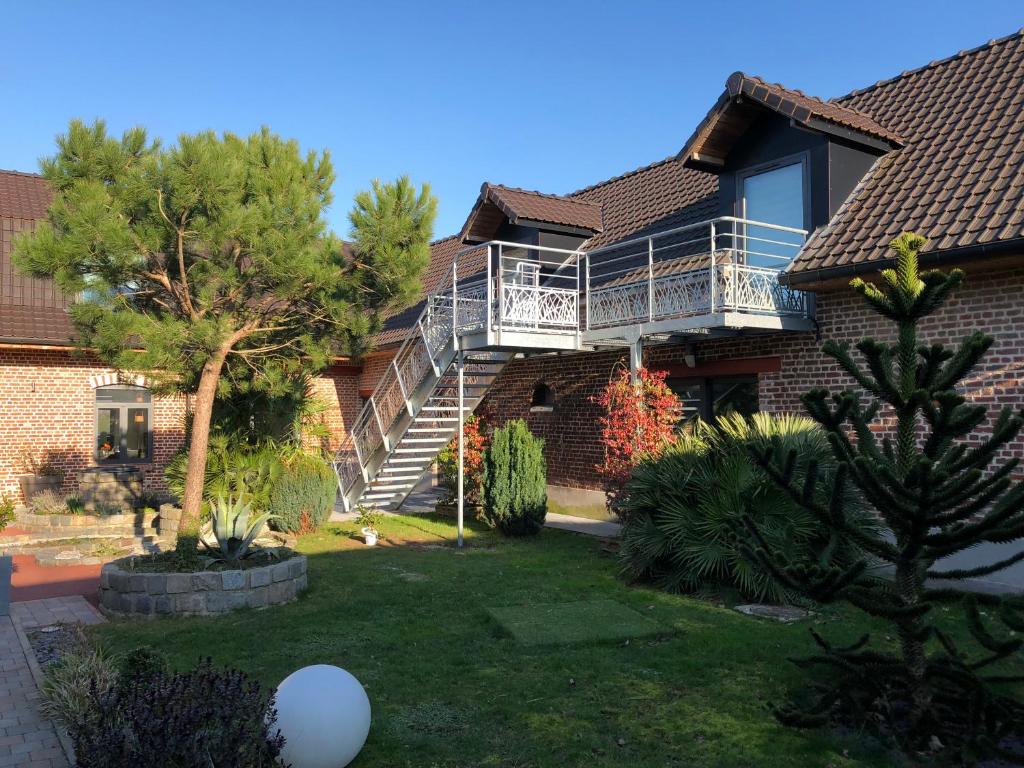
[
  {"x1": 618, "y1": 412, "x2": 870, "y2": 603},
  {"x1": 267, "y1": 453, "x2": 337, "y2": 534},
  {"x1": 165, "y1": 434, "x2": 283, "y2": 512},
  {"x1": 481, "y1": 420, "x2": 547, "y2": 536}
]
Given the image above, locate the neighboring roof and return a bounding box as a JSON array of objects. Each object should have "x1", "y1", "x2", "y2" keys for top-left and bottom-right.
[
  {"x1": 376, "y1": 235, "x2": 463, "y2": 346},
  {"x1": 0, "y1": 171, "x2": 76, "y2": 345},
  {"x1": 790, "y1": 29, "x2": 1024, "y2": 280},
  {"x1": 679, "y1": 72, "x2": 905, "y2": 169},
  {"x1": 460, "y1": 183, "x2": 603, "y2": 242},
  {"x1": 0, "y1": 170, "x2": 51, "y2": 220}
]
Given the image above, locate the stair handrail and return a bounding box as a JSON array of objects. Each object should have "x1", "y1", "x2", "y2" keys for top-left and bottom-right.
[{"x1": 333, "y1": 263, "x2": 462, "y2": 499}]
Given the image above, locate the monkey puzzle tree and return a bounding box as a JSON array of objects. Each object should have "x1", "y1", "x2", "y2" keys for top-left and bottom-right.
[
  {"x1": 746, "y1": 233, "x2": 1024, "y2": 761},
  {"x1": 14, "y1": 120, "x2": 435, "y2": 530}
]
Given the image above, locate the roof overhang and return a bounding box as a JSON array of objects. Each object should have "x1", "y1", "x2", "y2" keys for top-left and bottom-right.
[
  {"x1": 460, "y1": 183, "x2": 603, "y2": 243},
  {"x1": 678, "y1": 72, "x2": 905, "y2": 172},
  {"x1": 783, "y1": 237, "x2": 1024, "y2": 290}
]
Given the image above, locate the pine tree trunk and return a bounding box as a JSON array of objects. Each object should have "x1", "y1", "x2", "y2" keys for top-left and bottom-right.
[{"x1": 179, "y1": 344, "x2": 233, "y2": 531}]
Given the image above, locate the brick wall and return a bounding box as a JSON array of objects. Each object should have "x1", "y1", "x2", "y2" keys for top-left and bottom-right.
[
  {"x1": 0, "y1": 347, "x2": 188, "y2": 500},
  {"x1": 477, "y1": 267, "x2": 1024, "y2": 489},
  {"x1": 311, "y1": 365, "x2": 362, "y2": 452},
  {"x1": 358, "y1": 352, "x2": 395, "y2": 396}
]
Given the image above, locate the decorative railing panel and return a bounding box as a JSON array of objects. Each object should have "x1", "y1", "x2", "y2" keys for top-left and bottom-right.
[
  {"x1": 501, "y1": 285, "x2": 578, "y2": 330},
  {"x1": 585, "y1": 217, "x2": 809, "y2": 331}
]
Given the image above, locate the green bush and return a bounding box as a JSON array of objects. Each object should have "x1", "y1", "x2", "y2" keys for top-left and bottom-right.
[
  {"x1": 481, "y1": 419, "x2": 547, "y2": 536},
  {"x1": 68, "y1": 658, "x2": 285, "y2": 768},
  {"x1": 117, "y1": 647, "x2": 169, "y2": 691},
  {"x1": 268, "y1": 453, "x2": 336, "y2": 534},
  {"x1": 0, "y1": 494, "x2": 14, "y2": 531},
  {"x1": 617, "y1": 412, "x2": 872, "y2": 603},
  {"x1": 165, "y1": 434, "x2": 282, "y2": 513}
]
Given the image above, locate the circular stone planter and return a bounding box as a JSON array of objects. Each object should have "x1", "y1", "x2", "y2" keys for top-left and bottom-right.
[{"x1": 98, "y1": 554, "x2": 308, "y2": 618}]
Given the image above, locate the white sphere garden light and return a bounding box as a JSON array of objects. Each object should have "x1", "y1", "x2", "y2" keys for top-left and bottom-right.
[{"x1": 274, "y1": 664, "x2": 371, "y2": 768}]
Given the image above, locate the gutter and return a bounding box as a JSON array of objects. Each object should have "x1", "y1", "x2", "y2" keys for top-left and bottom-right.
[{"x1": 782, "y1": 237, "x2": 1024, "y2": 288}]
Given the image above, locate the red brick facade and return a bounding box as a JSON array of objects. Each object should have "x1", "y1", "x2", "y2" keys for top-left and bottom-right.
[
  {"x1": 311, "y1": 364, "x2": 363, "y2": 452},
  {"x1": 0, "y1": 350, "x2": 372, "y2": 502},
  {"x1": 478, "y1": 265, "x2": 1024, "y2": 489},
  {"x1": 0, "y1": 347, "x2": 188, "y2": 500},
  {"x1": 5, "y1": 267, "x2": 1020, "y2": 501}
]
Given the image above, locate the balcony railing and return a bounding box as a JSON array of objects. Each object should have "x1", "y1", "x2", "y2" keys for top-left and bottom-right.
[
  {"x1": 450, "y1": 241, "x2": 584, "y2": 338},
  {"x1": 583, "y1": 216, "x2": 808, "y2": 331}
]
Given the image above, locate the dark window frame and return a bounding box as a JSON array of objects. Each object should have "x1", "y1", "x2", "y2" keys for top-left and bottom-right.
[
  {"x1": 94, "y1": 385, "x2": 153, "y2": 465},
  {"x1": 736, "y1": 150, "x2": 812, "y2": 231},
  {"x1": 667, "y1": 374, "x2": 760, "y2": 424}
]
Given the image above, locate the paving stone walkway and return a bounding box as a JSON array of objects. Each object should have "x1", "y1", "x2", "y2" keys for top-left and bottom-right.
[
  {"x1": 332, "y1": 489, "x2": 623, "y2": 538},
  {"x1": 1, "y1": 597, "x2": 104, "y2": 767}
]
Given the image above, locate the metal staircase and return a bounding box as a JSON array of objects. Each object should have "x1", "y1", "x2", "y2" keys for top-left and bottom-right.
[
  {"x1": 357, "y1": 351, "x2": 512, "y2": 509},
  {"x1": 331, "y1": 240, "x2": 584, "y2": 512}
]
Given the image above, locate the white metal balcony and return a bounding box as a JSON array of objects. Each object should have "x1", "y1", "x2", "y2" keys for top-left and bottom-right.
[
  {"x1": 581, "y1": 216, "x2": 812, "y2": 342},
  {"x1": 440, "y1": 240, "x2": 585, "y2": 351}
]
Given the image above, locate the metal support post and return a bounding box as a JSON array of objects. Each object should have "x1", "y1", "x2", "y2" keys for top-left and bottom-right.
[{"x1": 457, "y1": 350, "x2": 465, "y2": 548}]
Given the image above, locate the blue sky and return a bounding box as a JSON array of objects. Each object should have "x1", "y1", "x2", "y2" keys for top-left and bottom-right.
[{"x1": 2, "y1": 1, "x2": 1020, "y2": 238}]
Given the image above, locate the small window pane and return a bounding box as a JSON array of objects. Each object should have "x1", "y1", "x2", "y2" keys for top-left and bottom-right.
[
  {"x1": 668, "y1": 379, "x2": 706, "y2": 425},
  {"x1": 97, "y1": 408, "x2": 121, "y2": 462},
  {"x1": 96, "y1": 386, "x2": 152, "y2": 405},
  {"x1": 126, "y1": 408, "x2": 149, "y2": 460},
  {"x1": 711, "y1": 377, "x2": 759, "y2": 420}
]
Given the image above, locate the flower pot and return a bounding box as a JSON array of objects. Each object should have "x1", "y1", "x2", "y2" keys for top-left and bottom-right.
[
  {"x1": 18, "y1": 474, "x2": 62, "y2": 501},
  {"x1": 361, "y1": 527, "x2": 378, "y2": 547}
]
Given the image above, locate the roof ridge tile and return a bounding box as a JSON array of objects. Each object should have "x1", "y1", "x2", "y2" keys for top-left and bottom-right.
[{"x1": 835, "y1": 27, "x2": 1024, "y2": 102}]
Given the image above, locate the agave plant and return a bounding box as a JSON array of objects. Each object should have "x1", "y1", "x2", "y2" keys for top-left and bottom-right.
[{"x1": 202, "y1": 496, "x2": 277, "y2": 568}]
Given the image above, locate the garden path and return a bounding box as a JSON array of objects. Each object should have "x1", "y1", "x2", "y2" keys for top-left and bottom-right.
[{"x1": 0, "y1": 596, "x2": 104, "y2": 767}]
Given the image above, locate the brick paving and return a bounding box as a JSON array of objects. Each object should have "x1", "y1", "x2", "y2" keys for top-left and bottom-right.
[
  {"x1": 0, "y1": 597, "x2": 105, "y2": 767},
  {"x1": 9, "y1": 557, "x2": 101, "y2": 605}
]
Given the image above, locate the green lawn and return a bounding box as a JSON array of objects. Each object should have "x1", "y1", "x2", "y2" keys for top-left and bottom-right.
[{"x1": 88, "y1": 515, "x2": 1005, "y2": 768}]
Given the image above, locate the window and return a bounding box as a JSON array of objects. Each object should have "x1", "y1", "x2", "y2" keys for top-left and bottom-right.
[
  {"x1": 530, "y1": 382, "x2": 555, "y2": 412},
  {"x1": 667, "y1": 375, "x2": 759, "y2": 425},
  {"x1": 95, "y1": 386, "x2": 152, "y2": 463},
  {"x1": 738, "y1": 160, "x2": 807, "y2": 266}
]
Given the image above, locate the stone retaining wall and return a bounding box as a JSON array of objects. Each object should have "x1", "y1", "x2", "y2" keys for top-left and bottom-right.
[
  {"x1": 99, "y1": 555, "x2": 307, "y2": 618},
  {"x1": 16, "y1": 508, "x2": 159, "y2": 534}
]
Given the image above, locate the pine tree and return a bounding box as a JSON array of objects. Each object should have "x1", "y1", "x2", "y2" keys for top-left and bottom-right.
[
  {"x1": 746, "y1": 233, "x2": 1024, "y2": 762},
  {"x1": 13, "y1": 120, "x2": 435, "y2": 531}
]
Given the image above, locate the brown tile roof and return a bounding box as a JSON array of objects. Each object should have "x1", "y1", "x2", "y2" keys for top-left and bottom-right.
[
  {"x1": 460, "y1": 183, "x2": 603, "y2": 242},
  {"x1": 679, "y1": 72, "x2": 905, "y2": 170},
  {"x1": 790, "y1": 29, "x2": 1024, "y2": 279},
  {"x1": 0, "y1": 170, "x2": 51, "y2": 220},
  {"x1": 0, "y1": 172, "x2": 76, "y2": 345}
]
